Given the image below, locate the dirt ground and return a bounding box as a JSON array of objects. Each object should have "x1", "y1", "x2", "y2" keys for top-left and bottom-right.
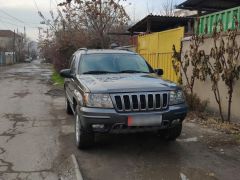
[{"x1": 0, "y1": 61, "x2": 240, "y2": 180}]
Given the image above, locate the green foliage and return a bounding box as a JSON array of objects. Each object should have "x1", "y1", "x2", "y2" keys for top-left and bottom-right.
[{"x1": 51, "y1": 70, "x2": 64, "y2": 86}]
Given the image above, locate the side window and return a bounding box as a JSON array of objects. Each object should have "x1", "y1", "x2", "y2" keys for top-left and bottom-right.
[{"x1": 70, "y1": 56, "x2": 76, "y2": 74}]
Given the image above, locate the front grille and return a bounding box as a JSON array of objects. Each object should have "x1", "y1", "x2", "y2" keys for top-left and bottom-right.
[{"x1": 111, "y1": 92, "x2": 169, "y2": 112}]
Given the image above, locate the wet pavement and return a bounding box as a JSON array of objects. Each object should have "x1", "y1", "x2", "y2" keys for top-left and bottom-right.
[
  {"x1": 0, "y1": 61, "x2": 73, "y2": 180},
  {"x1": 0, "y1": 61, "x2": 240, "y2": 180}
]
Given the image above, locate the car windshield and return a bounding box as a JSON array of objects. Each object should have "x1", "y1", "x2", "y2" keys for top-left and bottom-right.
[{"x1": 79, "y1": 53, "x2": 153, "y2": 74}]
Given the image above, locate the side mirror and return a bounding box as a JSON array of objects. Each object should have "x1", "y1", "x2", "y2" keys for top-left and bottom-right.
[
  {"x1": 60, "y1": 69, "x2": 74, "y2": 78},
  {"x1": 155, "y1": 69, "x2": 164, "y2": 76}
]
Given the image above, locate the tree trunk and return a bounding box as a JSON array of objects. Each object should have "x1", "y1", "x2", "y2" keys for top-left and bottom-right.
[
  {"x1": 214, "y1": 88, "x2": 225, "y2": 122},
  {"x1": 227, "y1": 83, "x2": 233, "y2": 123}
]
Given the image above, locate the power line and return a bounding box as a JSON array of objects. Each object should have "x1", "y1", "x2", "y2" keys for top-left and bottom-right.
[
  {"x1": 32, "y1": 0, "x2": 57, "y2": 31},
  {"x1": 0, "y1": 17, "x2": 40, "y2": 29},
  {"x1": 0, "y1": 9, "x2": 25, "y2": 24},
  {"x1": 0, "y1": 9, "x2": 41, "y2": 27},
  {"x1": 0, "y1": 15, "x2": 38, "y2": 25},
  {"x1": 0, "y1": 19, "x2": 21, "y2": 27},
  {"x1": 0, "y1": 20, "x2": 12, "y2": 30},
  {"x1": 33, "y1": 0, "x2": 40, "y2": 12}
]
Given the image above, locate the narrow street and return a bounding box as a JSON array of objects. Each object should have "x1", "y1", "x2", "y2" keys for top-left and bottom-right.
[
  {"x1": 0, "y1": 61, "x2": 240, "y2": 180},
  {"x1": 0, "y1": 60, "x2": 74, "y2": 179}
]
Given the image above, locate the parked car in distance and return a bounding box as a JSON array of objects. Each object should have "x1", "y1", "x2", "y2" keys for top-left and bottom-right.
[
  {"x1": 24, "y1": 57, "x2": 32, "y2": 63},
  {"x1": 60, "y1": 48, "x2": 188, "y2": 149}
]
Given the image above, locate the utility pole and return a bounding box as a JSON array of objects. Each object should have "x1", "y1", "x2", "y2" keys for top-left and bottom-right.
[
  {"x1": 28, "y1": 42, "x2": 30, "y2": 58},
  {"x1": 24, "y1": 26, "x2": 26, "y2": 42},
  {"x1": 13, "y1": 29, "x2": 16, "y2": 63}
]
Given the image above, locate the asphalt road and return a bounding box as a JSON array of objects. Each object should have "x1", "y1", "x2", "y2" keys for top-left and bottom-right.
[
  {"x1": 0, "y1": 61, "x2": 240, "y2": 180},
  {"x1": 0, "y1": 60, "x2": 74, "y2": 180}
]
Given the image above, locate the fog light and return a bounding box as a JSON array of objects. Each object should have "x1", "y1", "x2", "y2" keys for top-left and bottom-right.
[
  {"x1": 172, "y1": 119, "x2": 181, "y2": 125},
  {"x1": 92, "y1": 124, "x2": 105, "y2": 129}
]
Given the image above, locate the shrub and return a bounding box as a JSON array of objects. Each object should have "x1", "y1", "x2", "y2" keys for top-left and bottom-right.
[{"x1": 183, "y1": 89, "x2": 209, "y2": 112}]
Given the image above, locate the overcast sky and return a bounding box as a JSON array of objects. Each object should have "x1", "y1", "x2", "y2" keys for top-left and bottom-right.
[{"x1": 0, "y1": 0, "x2": 184, "y2": 41}]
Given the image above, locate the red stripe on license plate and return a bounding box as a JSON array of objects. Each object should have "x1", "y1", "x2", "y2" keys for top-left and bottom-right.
[{"x1": 128, "y1": 116, "x2": 133, "y2": 126}]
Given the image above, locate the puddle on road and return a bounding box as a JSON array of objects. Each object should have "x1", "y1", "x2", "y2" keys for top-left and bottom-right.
[
  {"x1": 10, "y1": 91, "x2": 31, "y2": 99},
  {"x1": 0, "y1": 114, "x2": 29, "y2": 142},
  {"x1": 45, "y1": 89, "x2": 64, "y2": 97},
  {"x1": 2, "y1": 114, "x2": 29, "y2": 128}
]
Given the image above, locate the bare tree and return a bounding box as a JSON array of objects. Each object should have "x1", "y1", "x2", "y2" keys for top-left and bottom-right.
[
  {"x1": 58, "y1": 0, "x2": 130, "y2": 48},
  {"x1": 146, "y1": 0, "x2": 155, "y2": 15},
  {"x1": 161, "y1": 0, "x2": 176, "y2": 16}
]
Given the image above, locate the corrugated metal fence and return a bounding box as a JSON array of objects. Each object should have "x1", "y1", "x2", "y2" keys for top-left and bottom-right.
[
  {"x1": 0, "y1": 52, "x2": 15, "y2": 65},
  {"x1": 137, "y1": 27, "x2": 184, "y2": 83},
  {"x1": 198, "y1": 6, "x2": 240, "y2": 34}
]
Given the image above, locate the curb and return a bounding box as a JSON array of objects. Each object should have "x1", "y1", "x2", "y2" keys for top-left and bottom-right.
[
  {"x1": 71, "y1": 154, "x2": 84, "y2": 180},
  {"x1": 58, "y1": 154, "x2": 84, "y2": 180}
]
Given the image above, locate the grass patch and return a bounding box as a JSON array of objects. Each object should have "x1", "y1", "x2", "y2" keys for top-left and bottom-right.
[{"x1": 51, "y1": 71, "x2": 64, "y2": 86}]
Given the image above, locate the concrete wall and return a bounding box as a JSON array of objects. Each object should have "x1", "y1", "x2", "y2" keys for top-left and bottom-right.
[
  {"x1": 182, "y1": 35, "x2": 240, "y2": 120},
  {"x1": 0, "y1": 37, "x2": 13, "y2": 50}
]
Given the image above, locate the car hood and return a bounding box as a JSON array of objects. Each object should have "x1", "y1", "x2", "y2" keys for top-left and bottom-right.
[{"x1": 77, "y1": 73, "x2": 180, "y2": 93}]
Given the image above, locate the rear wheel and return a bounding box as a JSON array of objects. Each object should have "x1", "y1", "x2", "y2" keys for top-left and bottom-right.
[
  {"x1": 75, "y1": 108, "x2": 94, "y2": 149},
  {"x1": 160, "y1": 124, "x2": 182, "y2": 141}
]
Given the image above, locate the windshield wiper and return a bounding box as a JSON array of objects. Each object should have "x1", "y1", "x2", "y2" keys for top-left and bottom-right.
[
  {"x1": 118, "y1": 70, "x2": 149, "y2": 73},
  {"x1": 83, "y1": 71, "x2": 116, "y2": 75}
]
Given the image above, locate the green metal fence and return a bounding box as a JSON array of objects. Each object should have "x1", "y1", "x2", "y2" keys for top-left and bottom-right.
[{"x1": 198, "y1": 6, "x2": 240, "y2": 34}]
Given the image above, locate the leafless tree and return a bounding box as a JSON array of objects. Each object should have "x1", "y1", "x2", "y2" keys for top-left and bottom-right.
[{"x1": 161, "y1": 0, "x2": 176, "y2": 16}]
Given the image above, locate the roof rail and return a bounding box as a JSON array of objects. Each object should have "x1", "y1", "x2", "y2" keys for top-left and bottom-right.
[
  {"x1": 78, "y1": 48, "x2": 88, "y2": 51},
  {"x1": 113, "y1": 46, "x2": 134, "y2": 52}
]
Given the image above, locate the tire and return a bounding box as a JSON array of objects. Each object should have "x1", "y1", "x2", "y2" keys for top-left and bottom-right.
[
  {"x1": 75, "y1": 108, "x2": 94, "y2": 149},
  {"x1": 161, "y1": 124, "x2": 182, "y2": 141},
  {"x1": 65, "y1": 95, "x2": 73, "y2": 115}
]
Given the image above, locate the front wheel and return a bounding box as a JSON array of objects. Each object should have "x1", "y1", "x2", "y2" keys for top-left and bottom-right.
[
  {"x1": 75, "y1": 109, "x2": 94, "y2": 149},
  {"x1": 160, "y1": 124, "x2": 182, "y2": 141},
  {"x1": 65, "y1": 95, "x2": 73, "y2": 115}
]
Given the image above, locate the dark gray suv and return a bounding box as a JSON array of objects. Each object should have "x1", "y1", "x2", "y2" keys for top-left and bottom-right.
[{"x1": 60, "y1": 48, "x2": 187, "y2": 149}]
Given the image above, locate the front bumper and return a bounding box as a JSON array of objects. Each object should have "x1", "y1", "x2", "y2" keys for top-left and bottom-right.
[{"x1": 78, "y1": 104, "x2": 187, "y2": 133}]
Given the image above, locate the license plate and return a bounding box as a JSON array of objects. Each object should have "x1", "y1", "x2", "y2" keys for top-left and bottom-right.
[{"x1": 128, "y1": 115, "x2": 162, "y2": 127}]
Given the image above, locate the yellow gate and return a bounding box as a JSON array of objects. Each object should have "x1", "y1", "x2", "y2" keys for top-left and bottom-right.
[{"x1": 137, "y1": 27, "x2": 184, "y2": 83}]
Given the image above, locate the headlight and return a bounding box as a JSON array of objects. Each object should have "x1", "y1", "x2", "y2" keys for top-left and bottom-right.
[
  {"x1": 84, "y1": 93, "x2": 113, "y2": 108},
  {"x1": 169, "y1": 90, "x2": 185, "y2": 105}
]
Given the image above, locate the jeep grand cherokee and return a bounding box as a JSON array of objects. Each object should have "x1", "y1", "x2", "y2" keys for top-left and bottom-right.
[{"x1": 60, "y1": 48, "x2": 188, "y2": 149}]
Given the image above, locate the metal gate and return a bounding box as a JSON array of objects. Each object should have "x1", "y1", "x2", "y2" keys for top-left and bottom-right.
[
  {"x1": 0, "y1": 52, "x2": 6, "y2": 65},
  {"x1": 137, "y1": 27, "x2": 184, "y2": 83}
]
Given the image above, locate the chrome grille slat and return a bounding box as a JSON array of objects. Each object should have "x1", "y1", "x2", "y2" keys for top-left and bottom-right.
[
  {"x1": 137, "y1": 94, "x2": 141, "y2": 110},
  {"x1": 145, "y1": 93, "x2": 148, "y2": 111},
  {"x1": 153, "y1": 93, "x2": 156, "y2": 109},
  {"x1": 120, "y1": 95, "x2": 125, "y2": 111},
  {"x1": 111, "y1": 92, "x2": 169, "y2": 113},
  {"x1": 155, "y1": 94, "x2": 161, "y2": 110},
  {"x1": 160, "y1": 94, "x2": 163, "y2": 109},
  {"x1": 129, "y1": 95, "x2": 133, "y2": 111}
]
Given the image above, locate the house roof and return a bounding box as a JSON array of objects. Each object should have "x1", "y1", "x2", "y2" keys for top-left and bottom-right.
[
  {"x1": 128, "y1": 15, "x2": 192, "y2": 33},
  {"x1": 176, "y1": 0, "x2": 240, "y2": 12},
  {"x1": 0, "y1": 30, "x2": 21, "y2": 38}
]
